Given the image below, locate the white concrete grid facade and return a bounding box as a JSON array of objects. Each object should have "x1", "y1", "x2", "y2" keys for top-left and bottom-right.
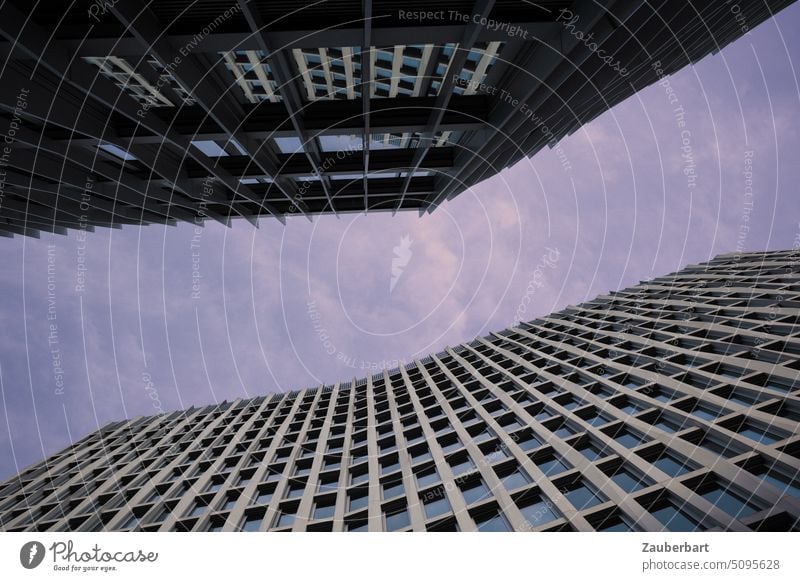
[{"x1": 0, "y1": 250, "x2": 798, "y2": 532}]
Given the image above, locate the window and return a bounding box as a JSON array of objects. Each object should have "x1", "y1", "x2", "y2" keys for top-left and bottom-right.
[
  {"x1": 221, "y1": 494, "x2": 238, "y2": 511},
  {"x1": 98, "y1": 143, "x2": 137, "y2": 161},
  {"x1": 380, "y1": 457, "x2": 400, "y2": 475},
  {"x1": 460, "y1": 480, "x2": 490, "y2": 505},
  {"x1": 501, "y1": 469, "x2": 530, "y2": 490},
  {"x1": 382, "y1": 481, "x2": 404, "y2": 500},
  {"x1": 423, "y1": 494, "x2": 451, "y2": 519},
  {"x1": 449, "y1": 457, "x2": 475, "y2": 476},
  {"x1": 699, "y1": 484, "x2": 758, "y2": 519},
  {"x1": 652, "y1": 452, "x2": 695, "y2": 477},
  {"x1": 483, "y1": 444, "x2": 510, "y2": 463},
  {"x1": 735, "y1": 422, "x2": 784, "y2": 445},
  {"x1": 689, "y1": 403, "x2": 725, "y2": 421},
  {"x1": 474, "y1": 509, "x2": 511, "y2": 532},
  {"x1": 516, "y1": 432, "x2": 542, "y2": 451},
  {"x1": 191, "y1": 140, "x2": 228, "y2": 158},
  {"x1": 324, "y1": 458, "x2": 342, "y2": 471},
  {"x1": 563, "y1": 481, "x2": 605, "y2": 510},
  {"x1": 239, "y1": 513, "x2": 262, "y2": 532},
  {"x1": 416, "y1": 468, "x2": 439, "y2": 487},
  {"x1": 285, "y1": 483, "x2": 306, "y2": 498},
  {"x1": 518, "y1": 496, "x2": 559, "y2": 528},
  {"x1": 608, "y1": 465, "x2": 650, "y2": 493},
  {"x1": 313, "y1": 500, "x2": 336, "y2": 520},
  {"x1": 187, "y1": 499, "x2": 206, "y2": 517},
  {"x1": 255, "y1": 487, "x2": 273, "y2": 504},
  {"x1": 351, "y1": 471, "x2": 369, "y2": 485},
  {"x1": 596, "y1": 514, "x2": 633, "y2": 531},
  {"x1": 583, "y1": 411, "x2": 610, "y2": 427},
  {"x1": 649, "y1": 500, "x2": 704, "y2": 532},
  {"x1": 385, "y1": 507, "x2": 410, "y2": 531},
  {"x1": 410, "y1": 446, "x2": 432, "y2": 464},
  {"x1": 346, "y1": 520, "x2": 368, "y2": 532},
  {"x1": 276, "y1": 508, "x2": 296, "y2": 527},
  {"x1": 613, "y1": 428, "x2": 647, "y2": 448},
  {"x1": 552, "y1": 421, "x2": 577, "y2": 438},
  {"x1": 349, "y1": 491, "x2": 368, "y2": 512},
  {"x1": 576, "y1": 439, "x2": 607, "y2": 461},
  {"x1": 748, "y1": 466, "x2": 800, "y2": 497},
  {"x1": 536, "y1": 453, "x2": 570, "y2": 476}
]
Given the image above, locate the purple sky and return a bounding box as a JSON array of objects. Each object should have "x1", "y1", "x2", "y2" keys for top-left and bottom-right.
[{"x1": 2, "y1": 5, "x2": 799, "y2": 481}]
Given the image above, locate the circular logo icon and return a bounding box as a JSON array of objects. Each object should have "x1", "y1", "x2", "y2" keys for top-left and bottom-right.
[{"x1": 19, "y1": 541, "x2": 45, "y2": 569}]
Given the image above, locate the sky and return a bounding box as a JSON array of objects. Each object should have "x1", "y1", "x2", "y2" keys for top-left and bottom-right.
[{"x1": 1, "y1": 4, "x2": 799, "y2": 481}]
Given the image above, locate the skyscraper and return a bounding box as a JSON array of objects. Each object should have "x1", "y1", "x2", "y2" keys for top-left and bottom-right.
[
  {"x1": 1, "y1": 249, "x2": 798, "y2": 531},
  {"x1": 0, "y1": 0, "x2": 794, "y2": 236}
]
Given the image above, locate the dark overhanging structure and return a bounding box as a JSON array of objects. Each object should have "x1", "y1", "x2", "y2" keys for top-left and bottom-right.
[{"x1": 0, "y1": 0, "x2": 795, "y2": 237}]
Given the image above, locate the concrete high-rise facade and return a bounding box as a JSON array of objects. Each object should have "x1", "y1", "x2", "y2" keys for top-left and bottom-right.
[
  {"x1": 1, "y1": 250, "x2": 799, "y2": 531},
  {"x1": 0, "y1": 0, "x2": 795, "y2": 236}
]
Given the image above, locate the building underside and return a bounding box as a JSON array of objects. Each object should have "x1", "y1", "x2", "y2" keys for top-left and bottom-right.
[{"x1": 0, "y1": 0, "x2": 795, "y2": 237}]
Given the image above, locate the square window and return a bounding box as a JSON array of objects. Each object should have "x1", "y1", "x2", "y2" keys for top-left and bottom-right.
[
  {"x1": 382, "y1": 481, "x2": 404, "y2": 500},
  {"x1": 537, "y1": 454, "x2": 569, "y2": 476},
  {"x1": 653, "y1": 453, "x2": 694, "y2": 477},
  {"x1": 423, "y1": 496, "x2": 451, "y2": 519},
  {"x1": 324, "y1": 458, "x2": 342, "y2": 471},
  {"x1": 564, "y1": 482, "x2": 605, "y2": 510},
  {"x1": 518, "y1": 496, "x2": 559, "y2": 528},
  {"x1": 255, "y1": 489, "x2": 273, "y2": 504},
  {"x1": 381, "y1": 459, "x2": 400, "y2": 475},
  {"x1": 460, "y1": 480, "x2": 490, "y2": 505},
  {"x1": 475, "y1": 510, "x2": 511, "y2": 532},
  {"x1": 614, "y1": 429, "x2": 647, "y2": 448},
  {"x1": 450, "y1": 457, "x2": 475, "y2": 476},
  {"x1": 416, "y1": 468, "x2": 440, "y2": 488},
  {"x1": 501, "y1": 469, "x2": 530, "y2": 490},
  {"x1": 440, "y1": 438, "x2": 461, "y2": 453},
  {"x1": 314, "y1": 502, "x2": 335, "y2": 520},
  {"x1": 699, "y1": 485, "x2": 757, "y2": 519},
  {"x1": 650, "y1": 502, "x2": 704, "y2": 532},
  {"x1": 517, "y1": 433, "x2": 542, "y2": 451},
  {"x1": 750, "y1": 467, "x2": 800, "y2": 497},
  {"x1": 346, "y1": 520, "x2": 368, "y2": 532},
  {"x1": 596, "y1": 515, "x2": 633, "y2": 531},
  {"x1": 385, "y1": 508, "x2": 410, "y2": 531},
  {"x1": 188, "y1": 501, "x2": 206, "y2": 517},
  {"x1": 576, "y1": 440, "x2": 607, "y2": 461},
  {"x1": 609, "y1": 466, "x2": 650, "y2": 493},
  {"x1": 736, "y1": 423, "x2": 783, "y2": 445},
  {"x1": 411, "y1": 448, "x2": 432, "y2": 464},
  {"x1": 276, "y1": 509, "x2": 295, "y2": 528},
  {"x1": 240, "y1": 513, "x2": 262, "y2": 532},
  {"x1": 349, "y1": 492, "x2": 368, "y2": 512},
  {"x1": 285, "y1": 483, "x2": 306, "y2": 498}
]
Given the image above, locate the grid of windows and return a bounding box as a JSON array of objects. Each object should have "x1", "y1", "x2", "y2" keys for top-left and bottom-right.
[
  {"x1": 3, "y1": 1, "x2": 792, "y2": 234},
  {"x1": 0, "y1": 251, "x2": 798, "y2": 531}
]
